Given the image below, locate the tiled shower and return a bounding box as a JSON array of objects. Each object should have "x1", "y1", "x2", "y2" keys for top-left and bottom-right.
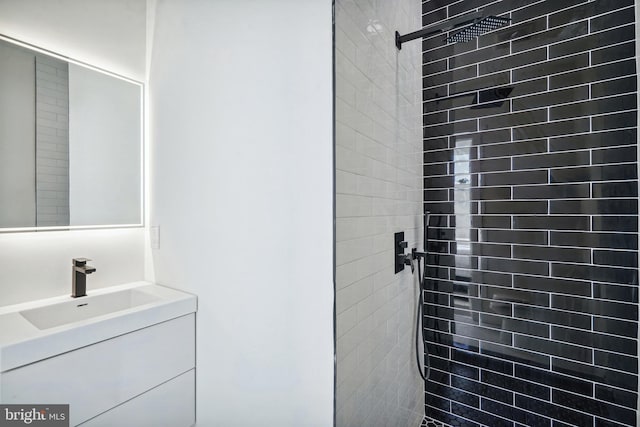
[
  {"x1": 422, "y1": 0, "x2": 638, "y2": 425},
  {"x1": 336, "y1": 0, "x2": 639, "y2": 426},
  {"x1": 335, "y1": 0, "x2": 424, "y2": 425}
]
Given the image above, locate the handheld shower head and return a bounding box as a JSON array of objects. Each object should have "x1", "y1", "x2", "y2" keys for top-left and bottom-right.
[{"x1": 424, "y1": 211, "x2": 431, "y2": 254}]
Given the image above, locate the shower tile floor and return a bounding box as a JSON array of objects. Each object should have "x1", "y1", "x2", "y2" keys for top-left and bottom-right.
[{"x1": 421, "y1": 417, "x2": 448, "y2": 427}]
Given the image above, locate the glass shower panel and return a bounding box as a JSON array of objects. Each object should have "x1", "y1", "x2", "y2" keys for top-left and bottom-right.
[
  {"x1": 335, "y1": 0, "x2": 426, "y2": 426},
  {"x1": 422, "y1": 0, "x2": 638, "y2": 426}
]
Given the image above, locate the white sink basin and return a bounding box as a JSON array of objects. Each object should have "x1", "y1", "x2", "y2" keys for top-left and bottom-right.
[
  {"x1": 0, "y1": 281, "x2": 197, "y2": 373},
  {"x1": 20, "y1": 288, "x2": 160, "y2": 330}
]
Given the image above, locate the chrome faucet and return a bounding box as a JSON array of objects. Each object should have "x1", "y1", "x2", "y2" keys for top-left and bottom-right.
[{"x1": 72, "y1": 258, "x2": 96, "y2": 298}]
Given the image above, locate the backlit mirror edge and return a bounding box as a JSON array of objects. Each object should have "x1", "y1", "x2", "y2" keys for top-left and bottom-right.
[{"x1": 0, "y1": 33, "x2": 145, "y2": 233}]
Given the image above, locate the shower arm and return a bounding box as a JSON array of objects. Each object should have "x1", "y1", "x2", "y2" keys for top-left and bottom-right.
[
  {"x1": 395, "y1": 10, "x2": 483, "y2": 50},
  {"x1": 412, "y1": 249, "x2": 427, "y2": 260}
]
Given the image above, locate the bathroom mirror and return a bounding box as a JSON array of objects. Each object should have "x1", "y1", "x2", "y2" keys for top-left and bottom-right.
[{"x1": 0, "y1": 35, "x2": 143, "y2": 231}]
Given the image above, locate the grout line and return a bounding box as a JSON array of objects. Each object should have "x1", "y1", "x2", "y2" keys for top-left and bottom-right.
[
  {"x1": 422, "y1": 8, "x2": 634, "y2": 59},
  {"x1": 422, "y1": 55, "x2": 635, "y2": 103},
  {"x1": 423, "y1": 293, "x2": 638, "y2": 324},
  {"x1": 423, "y1": 307, "x2": 638, "y2": 343},
  {"x1": 423, "y1": 136, "x2": 637, "y2": 158}
]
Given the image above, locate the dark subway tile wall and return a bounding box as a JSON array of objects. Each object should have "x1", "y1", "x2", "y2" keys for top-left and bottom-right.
[{"x1": 421, "y1": 0, "x2": 638, "y2": 426}]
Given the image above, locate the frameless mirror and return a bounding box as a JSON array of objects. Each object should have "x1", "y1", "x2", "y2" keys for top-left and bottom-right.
[{"x1": 0, "y1": 36, "x2": 143, "y2": 231}]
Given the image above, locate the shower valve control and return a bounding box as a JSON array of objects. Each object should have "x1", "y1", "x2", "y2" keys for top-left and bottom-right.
[{"x1": 395, "y1": 231, "x2": 409, "y2": 274}]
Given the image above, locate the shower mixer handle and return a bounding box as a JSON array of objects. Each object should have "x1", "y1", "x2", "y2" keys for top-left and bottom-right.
[{"x1": 402, "y1": 254, "x2": 415, "y2": 273}]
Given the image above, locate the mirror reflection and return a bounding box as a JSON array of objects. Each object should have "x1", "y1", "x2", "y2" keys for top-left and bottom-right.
[{"x1": 0, "y1": 37, "x2": 142, "y2": 230}]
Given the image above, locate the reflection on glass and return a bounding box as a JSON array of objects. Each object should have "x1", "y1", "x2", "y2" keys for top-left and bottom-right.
[
  {"x1": 0, "y1": 37, "x2": 142, "y2": 230},
  {"x1": 450, "y1": 137, "x2": 515, "y2": 349},
  {"x1": 453, "y1": 137, "x2": 472, "y2": 265},
  {"x1": 451, "y1": 137, "x2": 476, "y2": 349}
]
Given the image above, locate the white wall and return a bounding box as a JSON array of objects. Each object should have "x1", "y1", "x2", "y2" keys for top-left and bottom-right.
[
  {"x1": 148, "y1": 1, "x2": 334, "y2": 425},
  {"x1": 0, "y1": 42, "x2": 35, "y2": 228},
  {"x1": 0, "y1": 0, "x2": 146, "y2": 81},
  {"x1": 68, "y1": 64, "x2": 142, "y2": 226},
  {"x1": 0, "y1": 0, "x2": 147, "y2": 307},
  {"x1": 334, "y1": 0, "x2": 424, "y2": 426},
  {"x1": 0, "y1": 229, "x2": 144, "y2": 306}
]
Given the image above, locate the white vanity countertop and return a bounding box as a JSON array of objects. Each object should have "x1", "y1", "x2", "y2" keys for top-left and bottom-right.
[{"x1": 0, "y1": 281, "x2": 197, "y2": 372}]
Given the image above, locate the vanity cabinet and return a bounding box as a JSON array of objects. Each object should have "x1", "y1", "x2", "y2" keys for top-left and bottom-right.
[{"x1": 1, "y1": 313, "x2": 195, "y2": 426}]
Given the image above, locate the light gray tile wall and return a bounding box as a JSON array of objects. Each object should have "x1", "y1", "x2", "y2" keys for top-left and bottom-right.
[
  {"x1": 335, "y1": 0, "x2": 424, "y2": 426},
  {"x1": 35, "y1": 55, "x2": 69, "y2": 226}
]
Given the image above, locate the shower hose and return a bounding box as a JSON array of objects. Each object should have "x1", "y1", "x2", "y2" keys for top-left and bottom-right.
[{"x1": 414, "y1": 212, "x2": 431, "y2": 382}]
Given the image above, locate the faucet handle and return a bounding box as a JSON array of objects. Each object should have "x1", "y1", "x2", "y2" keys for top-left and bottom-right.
[{"x1": 73, "y1": 258, "x2": 92, "y2": 267}]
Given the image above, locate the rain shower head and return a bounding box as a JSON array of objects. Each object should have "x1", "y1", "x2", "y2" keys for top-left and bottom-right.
[
  {"x1": 446, "y1": 16, "x2": 511, "y2": 44},
  {"x1": 395, "y1": 10, "x2": 511, "y2": 49}
]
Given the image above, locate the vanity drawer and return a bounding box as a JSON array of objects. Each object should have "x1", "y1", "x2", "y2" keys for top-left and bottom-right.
[
  {"x1": 1, "y1": 314, "x2": 195, "y2": 426},
  {"x1": 80, "y1": 369, "x2": 195, "y2": 427}
]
